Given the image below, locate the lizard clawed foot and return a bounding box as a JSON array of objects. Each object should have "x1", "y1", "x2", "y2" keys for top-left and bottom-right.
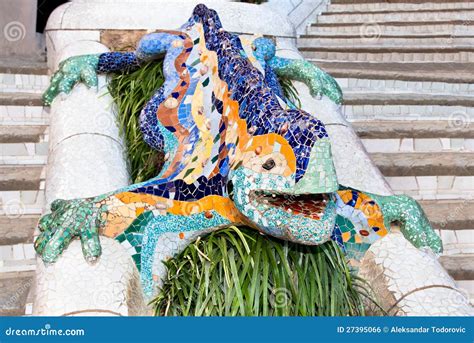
[{"x1": 34, "y1": 198, "x2": 106, "y2": 263}]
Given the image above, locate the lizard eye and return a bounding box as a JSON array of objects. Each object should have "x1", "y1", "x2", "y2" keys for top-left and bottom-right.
[{"x1": 262, "y1": 158, "x2": 275, "y2": 171}]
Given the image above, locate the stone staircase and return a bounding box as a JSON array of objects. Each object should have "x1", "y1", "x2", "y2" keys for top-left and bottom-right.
[
  {"x1": 299, "y1": 0, "x2": 474, "y2": 304},
  {"x1": 0, "y1": 58, "x2": 49, "y2": 315}
]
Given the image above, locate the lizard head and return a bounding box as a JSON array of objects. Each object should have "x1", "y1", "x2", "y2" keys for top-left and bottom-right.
[{"x1": 229, "y1": 120, "x2": 338, "y2": 245}]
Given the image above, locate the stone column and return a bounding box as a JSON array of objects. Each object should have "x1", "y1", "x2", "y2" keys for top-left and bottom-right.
[{"x1": 33, "y1": 40, "x2": 147, "y2": 316}]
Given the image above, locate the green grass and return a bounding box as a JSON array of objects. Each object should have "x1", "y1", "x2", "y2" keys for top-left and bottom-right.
[
  {"x1": 150, "y1": 226, "x2": 372, "y2": 316},
  {"x1": 109, "y1": 60, "x2": 374, "y2": 317},
  {"x1": 108, "y1": 60, "x2": 165, "y2": 183},
  {"x1": 279, "y1": 76, "x2": 301, "y2": 108}
]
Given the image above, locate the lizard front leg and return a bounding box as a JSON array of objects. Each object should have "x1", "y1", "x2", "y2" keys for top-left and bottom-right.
[
  {"x1": 34, "y1": 189, "x2": 173, "y2": 263},
  {"x1": 369, "y1": 193, "x2": 443, "y2": 254}
]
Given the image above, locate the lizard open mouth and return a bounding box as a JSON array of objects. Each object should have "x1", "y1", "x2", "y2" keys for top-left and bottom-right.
[{"x1": 252, "y1": 191, "x2": 331, "y2": 221}]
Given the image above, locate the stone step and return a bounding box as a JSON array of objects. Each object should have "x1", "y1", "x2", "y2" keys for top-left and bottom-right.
[
  {"x1": 0, "y1": 73, "x2": 48, "y2": 94},
  {"x1": 317, "y1": 11, "x2": 474, "y2": 25},
  {"x1": 307, "y1": 23, "x2": 473, "y2": 36},
  {"x1": 0, "y1": 214, "x2": 39, "y2": 245},
  {"x1": 386, "y1": 175, "x2": 474, "y2": 201},
  {"x1": 0, "y1": 165, "x2": 44, "y2": 191},
  {"x1": 299, "y1": 35, "x2": 474, "y2": 47},
  {"x1": 0, "y1": 93, "x2": 43, "y2": 107},
  {"x1": 371, "y1": 152, "x2": 474, "y2": 176},
  {"x1": 362, "y1": 138, "x2": 474, "y2": 153},
  {"x1": 420, "y1": 200, "x2": 474, "y2": 232},
  {"x1": 328, "y1": 1, "x2": 474, "y2": 13},
  {"x1": 343, "y1": 104, "x2": 473, "y2": 121},
  {"x1": 300, "y1": 45, "x2": 474, "y2": 63},
  {"x1": 0, "y1": 92, "x2": 47, "y2": 126},
  {"x1": 0, "y1": 105, "x2": 49, "y2": 126},
  {"x1": 0, "y1": 243, "x2": 36, "y2": 272},
  {"x1": 344, "y1": 92, "x2": 474, "y2": 107},
  {"x1": 331, "y1": 0, "x2": 471, "y2": 4},
  {"x1": 0, "y1": 189, "x2": 45, "y2": 217},
  {"x1": 0, "y1": 155, "x2": 48, "y2": 166},
  {"x1": 436, "y1": 229, "x2": 474, "y2": 256},
  {"x1": 336, "y1": 78, "x2": 474, "y2": 95},
  {"x1": 312, "y1": 61, "x2": 474, "y2": 83},
  {"x1": 352, "y1": 120, "x2": 474, "y2": 139},
  {"x1": 440, "y1": 254, "x2": 474, "y2": 281},
  {"x1": 0, "y1": 272, "x2": 34, "y2": 316},
  {"x1": 0, "y1": 58, "x2": 47, "y2": 76},
  {"x1": 0, "y1": 125, "x2": 48, "y2": 144},
  {"x1": 0, "y1": 143, "x2": 49, "y2": 161}
]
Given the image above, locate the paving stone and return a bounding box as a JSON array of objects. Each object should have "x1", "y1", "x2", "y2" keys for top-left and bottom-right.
[
  {"x1": 0, "y1": 58, "x2": 47, "y2": 76},
  {"x1": 0, "y1": 126, "x2": 47, "y2": 143},
  {"x1": 420, "y1": 200, "x2": 474, "y2": 231},
  {"x1": 414, "y1": 138, "x2": 443, "y2": 152},
  {"x1": 0, "y1": 215, "x2": 39, "y2": 245},
  {"x1": 0, "y1": 93, "x2": 43, "y2": 107},
  {"x1": 437, "y1": 176, "x2": 455, "y2": 190},
  {"x1": 371, "y1": 152, "x2": 474, "y2": 176},
  {"x1": 440, "y1": 254, "x2": 474, "y2": 280},
  {"x1": 309, "y1": 61, "x2": 474, "y2": 83},
  {"x1": 301, "y1": 46, "x2": 474, "y2": 63},
  {"x1": 344, "y1": 92, "x2": 474, "y2": 107},
  {"x1": 0, "y1": 166, "x2": 43, "y2": 191},
  {"x1": 0, "y1": 274, "x2": 33, "y2": 316},
  {"x1": 416, "y1": 176, "x2": 438, "y2": 190}
]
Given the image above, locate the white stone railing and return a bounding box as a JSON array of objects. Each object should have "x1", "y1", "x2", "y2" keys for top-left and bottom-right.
[{"x1": 34, "y1": 39, "x2": 145, "y2": 316}]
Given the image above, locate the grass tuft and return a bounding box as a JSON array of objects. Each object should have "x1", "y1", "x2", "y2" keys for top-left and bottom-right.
[
  {"x1": 150, "y1": 226, "x2": 371, "y2": 316},
  {"x1": 108, "y1": 60, "x2": 165, "y2": 183}
]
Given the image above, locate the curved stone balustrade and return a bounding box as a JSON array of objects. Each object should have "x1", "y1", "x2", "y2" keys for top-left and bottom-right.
[{"x1": 33, "y1": 40, "x2": 141, "y2": 315}]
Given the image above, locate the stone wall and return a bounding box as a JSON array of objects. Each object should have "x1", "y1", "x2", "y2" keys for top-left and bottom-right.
[{"x1": 0, "y1": 0, "x2": 43, "y2": 58}]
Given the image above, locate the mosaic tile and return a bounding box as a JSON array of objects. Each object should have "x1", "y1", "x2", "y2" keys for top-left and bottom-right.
[{"x1": 36, "y1": 4, "x2": 441, "y2": 297}]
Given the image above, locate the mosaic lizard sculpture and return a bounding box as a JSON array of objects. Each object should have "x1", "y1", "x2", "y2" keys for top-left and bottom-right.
[{"x1": 37, "y1": 5, "x2": 441, "y2": 296}]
